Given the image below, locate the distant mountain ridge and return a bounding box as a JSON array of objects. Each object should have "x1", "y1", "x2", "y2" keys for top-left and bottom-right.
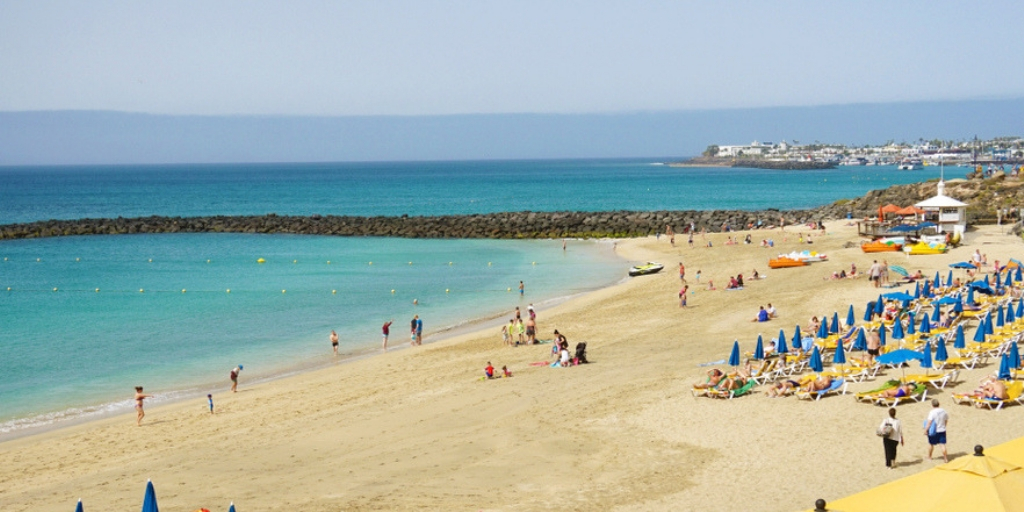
[{"x1": 1, "y1": 98, "x2": 1022, "y2": 166}]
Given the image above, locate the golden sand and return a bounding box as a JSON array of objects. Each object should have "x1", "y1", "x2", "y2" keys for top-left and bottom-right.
[{"x1": 2, "y1": 223, "x2": 1023, "y2": 511}]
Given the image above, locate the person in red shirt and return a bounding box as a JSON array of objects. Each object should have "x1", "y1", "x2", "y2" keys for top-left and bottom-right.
[
  {"x1": 381, "y1": 320, "x2": 393, "y2": 352},
  {"x1": 484, "y1": 362, "x2": 495, "y2": 379}
]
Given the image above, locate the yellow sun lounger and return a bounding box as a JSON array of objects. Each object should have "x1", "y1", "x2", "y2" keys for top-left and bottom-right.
[
  {"x1": 873, "y1": 383, "x2": 928, "y2": 407},
  {"x1": 901, "y1": 369, "x2": 960, "y2": 389}
]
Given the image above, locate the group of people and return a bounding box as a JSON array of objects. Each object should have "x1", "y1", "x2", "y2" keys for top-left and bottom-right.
[
  {"x1": 867, "y1": 260, "x2": 890, "y2": 288},
  {"x1": 483, "y1": 361, "x2": 513, "y2": 379},
  {"x1": 877, "y1": 399, "x2": 949, "y2": 469},
  {"x1": 751, "y1": 303, "x2": 777, "y2": 322},
  {"x1": 502, "y1": 304, "x2": 538, "y2": 346}
]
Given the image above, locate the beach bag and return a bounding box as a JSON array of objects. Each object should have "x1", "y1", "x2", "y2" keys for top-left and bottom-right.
[{"x1": 876, "y1": 420, "x2": 893, "y2": 437}]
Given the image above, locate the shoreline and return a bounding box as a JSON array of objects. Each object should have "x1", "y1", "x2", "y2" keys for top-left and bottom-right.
[{"x1": 0, "y1": 239, "x2": 627, "y2": 442}]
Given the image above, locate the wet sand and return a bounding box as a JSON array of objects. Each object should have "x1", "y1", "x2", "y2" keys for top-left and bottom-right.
[{"x1": 3, "y1": 223, "x2": 1023, "y2": 511}]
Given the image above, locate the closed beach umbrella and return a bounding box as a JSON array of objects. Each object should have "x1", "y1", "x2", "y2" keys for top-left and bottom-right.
[
  {"x1": 1008, "y1": 302, "x2": 1017, "y2": 324},
  {"x1": 776, "y1": 329, "x2": 788, "y2": 355},
  {"x1": 953, "y1": 298, "x2": 964, "y2": 314},
  {"x1": 76, "y1": 499, "x2": 83, "y2": 512},
  {"x1": 875, "y1": 295, "x2": 885, "y2": 316},
  {"x1": 864, "y1": 302, "x2": 874, "y2": 322},
  {"x1": 934, "y1": 339, "x2": 949, "y2": 364},
  {"x1": 967, "y1": 287, "x2": 976, "y2": 305},
  {"x1": 1006, "y1": 271, "x2": 1014, "y2": 287},
  {"x1": 902, "y1": 298, "x2": 911, "y2": 310},
  {"x1": 792, "y1": 325, "x2": 803, "y2": 351},
  {"x1": 923, "y1": 280, "x2": 932, "y2": 298},
  {"x1": 954, "y1": 324, "x2": 966, "y2": 350},
  {"x1": 932, "y1": 304, "x2": 941, "y2": 324},
  {"x1": 853, "y1": 327, "x2": 868, "y2": 351},
  {"x1": 1017, "y1": 298, "x2": 1024, "y2": 320},
  {"x1": 934, "y1": 271, "x2": 941, "y2": 289},
  {"x1": 997, "y1": 305, "x2": 1005, "y2": 328},
  {"x1": 919, "y1": 314, "x2": 931, "y2": 334},
  {"x1": 891, "y1": 318, "x2": 905, "y2": 342},
  {"x1": 1010, "y1": 342, "x2": 1022, "y2": 371},
  {"x1": 834, "y1": 339, "x2": 847, "y2": 375},
  {"x1": 879, "y1": 325, "x2": 887, "y2": 347},
  {"x1": 809, "y1": 346, "x2": 824, "y2": 373},
  {"x1": 228, "y1": 503, "x2": 236, "y2": 512},
  {"x1": 846, "y1": 305, "x2": 855, "y2": 329},
  {"x1": 728, "y1": 340, "x2": 741, "y2": 367},
  {"x1": 920, "y1": 340, "x2": 933, "y2": 371},
  {"x1": 973, "y1": 324, "x2": 987, "y2": 343},
  {"x1": 832, "y1": 312, "x2": 841, "y2": 333},
  {"x1": 998, "y1": 353, "x2": 1012, "y2": 381},
  {"x1": 817, "y1": 317, "x2": 829, "y2": 339},
  {"x1": 142, "y1": 480, "x2": 159, "y2": 512},
  {"x1": 985, "y1": 313, "x2": 995, "y2": 335},
  {"x1": 946, "y1": 270, "x2": 954, "y2": 287},
  {"x1": 754, "y1": 335, "x2": 765, "y2": 360},
  {"x1": 913, "y1": 282, "x2": 921, "y2": 299},
  {"x1": 906, "y1": 312, "x2": 916, "y2": 335},
  {"x1": 1017, "y1": 266, "x2": 1023, "y2": 283}
]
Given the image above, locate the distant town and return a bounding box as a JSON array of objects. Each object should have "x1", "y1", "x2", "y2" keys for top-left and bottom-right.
[{"x1": 687, "y1": 136, "x2": 1024, "y2": 169}]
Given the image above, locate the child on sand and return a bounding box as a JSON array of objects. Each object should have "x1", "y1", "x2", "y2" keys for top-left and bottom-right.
[
  {"x1": 502, "y1": 365, "x2": 512, "y2": 378},
  {"x1": 207, "y1": 394, "x2": 214, "y2": 414},
  {"x1": 134, "y1": 386, "x2": 152, "y2": 426},
  {"x1": 485, "y1": 362, "x2": 495, "y2": 379},
  {"x1": 679, "y1": 285, "x2": 689, "y2": 307}
]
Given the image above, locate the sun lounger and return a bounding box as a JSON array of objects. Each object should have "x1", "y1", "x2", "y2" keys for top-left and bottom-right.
[
  {"x1": 854, "y1": 380, "x2": 900, "y2": 403},
  {"x1": 874, "y1": 383, "x2": 928, "y2": 406},
  {"x1": 795, "y1": 378, "x2": 845, "y2": 401},
  {"x1": 747, "y1": 359, "x2": 779, "y2": 385},
  {"x1": 821, "y1": 366, "x2": 872, "y2": 383},
  {"x1": 942, "y1": 353, "x2": 986, "y2": 370},
  {"x1": 708, "y1": 379, "x2": 757, "y2": 400},
  {"x1": 901, "y1": 369, "x2": 960, "y2": 389},
  {"x1": 973, "y1": 381, "x2": 1024, "y2": 410}
]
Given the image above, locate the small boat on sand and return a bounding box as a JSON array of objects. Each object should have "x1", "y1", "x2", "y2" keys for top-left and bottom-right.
[
  {"x1": 768, "y1": 257, "x2": 808, "y2": 269},
  {"x1": 903, "y1": 241, "x2": 947, "y2": 255},
  {"x1": 862, "y1": 240, "x2": 903, "y2": 253},
  {"x1": 629, "y1": 262, "x2": 665, "y2": 277}
]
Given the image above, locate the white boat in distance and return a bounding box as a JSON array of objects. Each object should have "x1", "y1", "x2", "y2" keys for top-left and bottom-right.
[{"x1": 898, "y1": 158, "x2": 923, "y2": 170}]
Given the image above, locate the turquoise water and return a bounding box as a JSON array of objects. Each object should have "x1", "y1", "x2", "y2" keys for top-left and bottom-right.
[
  {"x1": 0, "y1": 159, "x2": 964, "y2": 436},
  {"x1": 0, "y1": 233, "x2": 620, "y2": 434}
]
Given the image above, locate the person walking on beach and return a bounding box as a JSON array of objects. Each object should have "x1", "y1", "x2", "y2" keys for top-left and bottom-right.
[
  {"x1": 134, "y1": 386, "x2": 152, "y2": 426},
  {"x1": 679, "y1": 285, "x2": 689, "y2": 307},
  {"x1": 869, "y1": 260, "x2": 881, "y2": 288},
  {"x1": 679, "y1": 262, "x2": 686, "y2": 283},
  {"x1": 382, "y1": 320, "x2": 393, "y2": 352},
  {"x1": 230, "y1": 365, "x2": 243, "y2": 392},
  {"x1": 880, "y1": 407, "x2": 903, "y2": 468},
  {"x1": 924, "y1": 399, "x2": 949, "y2": 462},
  {"x1": 330, "y1": 330, "x2": 339, "y2": 355}
]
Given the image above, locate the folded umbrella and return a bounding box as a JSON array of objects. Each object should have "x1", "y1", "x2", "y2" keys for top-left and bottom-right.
[
  {"x1": 934, "y1": 338, "x2": 949, "y2": 363},
  {"x1": 728, "y1": 340, "x2": 741, "y2": 367},
  {"x1": 846, "y1": 305, "x2": 855, "y2": 329},
  {"x1": 809, "y1": 346, "x2": 824, "y2": 373},
  {"x1": 953, "y1": 324, "x2": 966, "y2": 350},
  {"x1": 852, "y1": 327, "x2": 868, "y2": 351},
  {"x1": 932, "y1": 304, "x2": 941, "y2": 323},
  {"x1": 776, "y1": 329, "x2": 788, "y2": 355},
  {"x1": 754, "y1": 335, "x2": 765, "y2": 360}
]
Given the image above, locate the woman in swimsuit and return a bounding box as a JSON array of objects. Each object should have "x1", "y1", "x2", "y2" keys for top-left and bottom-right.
[{"x1": 134, "y1": 386, "x2": 152, "y2": 426}]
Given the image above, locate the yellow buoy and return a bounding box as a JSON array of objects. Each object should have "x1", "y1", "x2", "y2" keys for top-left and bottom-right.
[
  {"x1": 408, "y1": 261, "x2": 413, "y2": 265},
  {"x1": 52, "y1": 287, "x2": 58, "y2": 292},
  {"x1": 139, "y1": 288, "x2": 144, "y2": 293},
  {"x1": 327, "y1": 261, "x2": 331, "y2": 265},
  {"x1": 226, "y1": 289, "x2": 231, "y2": 293},
  {"x1": 488, "y1": 262, "x2": 492, "y2": 266},
  {"x1": 332, "y1": 290, "x2": 337, "y2": 295},
  {"x1": 369, "y1": 261, "x2": 373, "y2": 265},
  {"x1": 37, "y1": 258, "x2": 41, "y2": 262},
  {"x1": 391, "y1": 289, "x2": 396, "y2": 294},
  {"x1": 445, "y1": 288, "x2": 450, "y2": 293},
  {"x1": 532, "y1": 262, "x2": 536, "y2": 265},
  {"x1": 182, "y1": 289, "x2": 186, "y2": 293},
  {"x1": 293, "y1": 260, "x2": 297, "y2": 264},
  {"x1": 76, "y1": 258, "x2": 80, "y2": 262},
  {"x1": 282, "y1": 289, "x2": 286, "y2": 294},
  {"x1": 148, "y1": 259, "x2": 152, "y2": 263},
  {"x1": 449, "y1": 262, "x2": 453, "y2": 266},
  {"x1": 6, "y1": 287, "x2": 10, "y2": 291},
  {"x1": 95, "y1": 288, "x2": 100, "y2": 292},
  {"x1": 507, "y1": 287, "x2": 511, "y2": 292},
  {"x1": 207, "y1": 259, "x2": 211, "y2": 263},
  {"x1": 257, "y1": 258, "x2": 266, "y2": 264}
]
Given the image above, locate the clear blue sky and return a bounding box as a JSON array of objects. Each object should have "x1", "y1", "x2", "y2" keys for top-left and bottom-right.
[{"x1": 2, "y1": 1, "x2": 1023, "y2": 116}]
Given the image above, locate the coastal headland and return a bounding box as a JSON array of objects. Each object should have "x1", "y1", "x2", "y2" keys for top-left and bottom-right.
[{"x1": 0, "y1": 175, "x2": 1017, "y2": 241}]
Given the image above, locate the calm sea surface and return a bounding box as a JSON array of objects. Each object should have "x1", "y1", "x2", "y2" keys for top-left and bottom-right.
[{"x1": 0, "y1": 159, "x2": 966, "y2": 436}]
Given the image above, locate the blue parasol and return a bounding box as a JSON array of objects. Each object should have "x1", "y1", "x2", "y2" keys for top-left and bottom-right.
[
  {"x1": 934, "y1": 338, "x2": 948, "y2": 363},
  {"x1": 229, "y1": 503, "x2": 236, "y2": 512},
  {"x1": 967, "y1": 287, "x2": 976, "y2": 305},
  {"x1": 832, "y1": 312, "x2": 841, "y2": 333},
  {"x1": 934, "y1": 271, "x2": 941, "y2": 289},
  {"x1": 1017, "y1": 265, "x2": 1023, "y2": 283},
  {"x1": 792, "y1": 325, "x2": 803, "y2": 350},
  {"x1": 754, "y1": 335, "x2": 765, "y2": 360},
  {"x1": 879, "y1": 325, "x2": 887, "y2": 347},
  {"x1": 864, "y1": 301, "x2": 874, "y2": 322},
  {"x1": 1006, "y1": 271, "x2": 1014, "y2": 287},
  {"x1": 142, "y1": 480, "x2": 159, "y2": 512},
  {"x1": 953, "y1": 324, "x2": 966, "y2": 350},
  {"x1": 998, "y1": 353, "x2": 1012, "y2": 381},
  {"x1": 919, "y1": 314, "x2": 931, "y2": 334},
  {"x1": 906, "y1": 312, "x2": 916, "y2": 335},
  {"x1": 1010, "y1": 342, "x2": 1022, "y2": 370},
  {"x1": 913, "y1": 282, "x2": 921, "y2": 299},
  {"x1": 834, "y1": 338, "x2": 847, "y2": 365},
  {"x1": 875, "y1": 295, "x2": 885, "y2": 316},
  {"x1": 973, "y1": 324, "x2": 987, "y2": 343},
  {"x1": 817, "y1": 317, "x2": 828, "y2": 339},
  {"x1": 997, "y1": 304, "x2": 1005, "y2": 328},
  {"x1": 776, "y1": 329, "x2": 789, "y2": 355},
  {"x1": 902, "y1": 298, "x2": 912, "y2": 310},
  {"x1": 846, "y1": 305, "x2": 855, "y2": 329},
  {"x1": 891, "y1": 317, "x2": 905, "y2": 340},
  {"x1": 809, "y1": 346, "x2": 824, "y2": 373},
  {"x1": 946, "y1": 270, "x2": 954, "y2": 287},
  {"x1": 922, "y1": 280, "x2": 932, "y2": 298},
  {"x1": 985, "y1": 312, "x2": 994, "y2": 335},
  {"x1": 852, "y1": 327, "x2": 868, "y2": 351},
  {"x1": 877, "y1": 348, "x2": 924, "y2": 366},
  {"x1": 920, "y1": 340, "x2": 933, "y2": 370},
  {"x1": 953, "y1": 297, "x2": 964, "y2": 314},
  {"x1": 949, "y1": 261, "x2": 977, "y2": 269},
  {"x1": 76, "y1": 500, "x2": 83, "y2": 512},
  {"x1": 728, "y1": 340, "x2": 741, "y2": 367},
  {"x1": 1009, "y1": 302, "x2": 1017, "y2": 324},
  {"x1": 1018, "y1": 298, "x2": 1024, "y2": 320},
  {"x1": 883, "y1": 291, "x2": 915, "y2": 301},
  {"x1": 932, "y1": 304, "x2": 941, "y2": 323},
  {"x1": 934, "y1": 296, "x2": 959, "y2": 305}
]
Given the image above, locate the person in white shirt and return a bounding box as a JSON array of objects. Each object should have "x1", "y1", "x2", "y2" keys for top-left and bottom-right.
[
  {"x1": 924, "y1": 399, "x2": 949, "y2": 463},
  {"x1": 880, "y1": 407, "x2": 904, "y2": 469}
]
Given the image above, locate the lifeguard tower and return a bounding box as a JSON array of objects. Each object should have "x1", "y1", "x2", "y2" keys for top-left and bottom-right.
[{"x1": 915, "y1": 180, "x2": 968, "y2": 236}]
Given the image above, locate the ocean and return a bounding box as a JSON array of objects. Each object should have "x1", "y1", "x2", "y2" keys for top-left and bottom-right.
[{"x1": 0, "y1": 159, "x2": 967, "y2": 436}]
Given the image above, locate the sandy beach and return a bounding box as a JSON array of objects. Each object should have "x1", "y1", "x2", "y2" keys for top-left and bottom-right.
[{"x1": 4, "y1": 222, "x2": 1024, "y2": 511}]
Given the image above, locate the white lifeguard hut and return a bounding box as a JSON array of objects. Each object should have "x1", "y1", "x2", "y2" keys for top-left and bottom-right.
[{"x1": 915, "y1": 179, "x2": 968, "y2": 236}]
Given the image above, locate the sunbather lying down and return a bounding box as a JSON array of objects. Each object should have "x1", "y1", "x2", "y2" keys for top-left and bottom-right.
[
  {"x1": 767, "y1": 379, "x2": 802, "y2": 398},
  {"x1": 968, "y1": 380, "x2": 1010, "y2": 400},
  {"x1": 877, "y1": 383, "x2": 915, "y2": 399},
  {"x1": 802, "y1": 376, "x2": 833, "y2": 392},
  {"x1": 694, "y1": 369, "x2": 725, "y2": 389},
  {"x1": 718, "y1": 376, "x2": 747, "y2": 391}
]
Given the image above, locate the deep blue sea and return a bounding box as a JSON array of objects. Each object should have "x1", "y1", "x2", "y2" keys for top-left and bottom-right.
[{"x1": 0, "y1": 159, "x2": 966, "y2": 436}]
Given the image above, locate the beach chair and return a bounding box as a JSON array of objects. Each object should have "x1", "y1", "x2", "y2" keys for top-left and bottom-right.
[
  {"x1": 854, "y1": 380, "x2": 900, "y2": 403},
  {"x1": 974, "y1": 381, "x2": 1024, "y2": 410},
  {"x1": 901, "y1": 369, "x2": 960, "y2": 389},
  {"x1": 874, "y1": 383, "x2": 928, "y2": 407},
  {"x1": 708, "y1": 379, "x2": 757, "y2": 400},
  {"x1": 821, "y1": 365, "x2": 872, "y2": 383},
  {"x1": 691, "y1": 374, "x2": 726, "y2": 397},
  {"x1": 747, "y1": 359, "x2": 779, "y2": 385},
  {"x1": 795, "y1": 378, "x2": 845, "y2": 401},
  {"x1": 942, "y1": 352, "x2": 986, "y2": 370}
]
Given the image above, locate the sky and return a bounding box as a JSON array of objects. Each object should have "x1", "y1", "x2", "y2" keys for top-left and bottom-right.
[{"x1": 2, "y1": 1, "x2": 1024, "y2": 117}]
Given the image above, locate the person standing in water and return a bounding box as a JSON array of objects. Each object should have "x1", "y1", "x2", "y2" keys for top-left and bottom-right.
[
  {"x1": 519, "y1": 281, "x2": 525, "y2": 297},
  {"x1": 330, "y1": 330, "x2": 339, "y2": 355},
  {"x1": 134, "y1": 386, "x2": 152, "y2": 426},
  {"x1": 410, "y1": 315, "x2": 418, "y2": 347},
  {"x1": 381, "y1": 320, "x2": 393, "y2": 352}
]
